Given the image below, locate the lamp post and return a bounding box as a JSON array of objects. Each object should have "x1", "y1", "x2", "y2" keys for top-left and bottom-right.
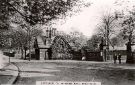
[{"x1": 9, "y1": 38, "x2": 12, "y2": 63}]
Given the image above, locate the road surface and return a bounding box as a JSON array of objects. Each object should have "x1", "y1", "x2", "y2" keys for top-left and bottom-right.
[{"x1": 12, "y1": 60, "x2": 135, "y2": 85}]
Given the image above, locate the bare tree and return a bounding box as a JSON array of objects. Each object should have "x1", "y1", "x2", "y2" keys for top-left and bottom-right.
[{"x1": 96, "y1": 12, "x2": 119, "y2": 61}]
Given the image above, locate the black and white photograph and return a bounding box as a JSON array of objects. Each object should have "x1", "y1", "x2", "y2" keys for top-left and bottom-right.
[{"x1": 0, "y1": 0, "x2": 135, "y2": 85}]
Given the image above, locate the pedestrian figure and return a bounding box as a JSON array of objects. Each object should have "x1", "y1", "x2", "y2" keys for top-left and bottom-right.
[
  {"x1": 118, "y1": 53, "x2": 121, "y2": 64},
  {"x1": 113, "y1": 53, "x2": 117, "y2": 64},
  {"x1": 82, "y1": 56, "x2": 86, "y2": 61}
]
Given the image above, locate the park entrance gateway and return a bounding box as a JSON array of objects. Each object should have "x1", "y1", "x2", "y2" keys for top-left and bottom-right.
[{"x1": 34, "y1": 36, "x2": 73, "y2": 60}]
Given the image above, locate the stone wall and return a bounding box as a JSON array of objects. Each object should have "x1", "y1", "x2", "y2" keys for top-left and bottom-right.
[{"x1": 39, "y1": 49, "x2": 48, "y2": 60}]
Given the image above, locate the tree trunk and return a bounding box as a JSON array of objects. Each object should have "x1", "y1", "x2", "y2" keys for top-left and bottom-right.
[
  {"x1": 126, "y1": 41, "x2": 134, "y2": 64},
  {"x1": 24, "y1": 48, "x2": 27, "y2": 60},
  {"x1": 126, "y1": 34, "x2": 133, "y2": 63},
  {"x1": 28, "y1": 27, "x2": 31, "y2": 61},
  {"x1": 21, "y1": 46, "x2": 24, "y2": 59},
  {"x1": 126, "y1": 26, "x2": 134, "y2": 63}
]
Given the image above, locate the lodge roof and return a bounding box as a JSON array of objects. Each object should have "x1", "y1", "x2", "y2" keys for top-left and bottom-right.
[
  {"x1": 36, "y1": 36, "x2": 78, "y2": 50},
  {"x1": 36, "y1": 36, "x2": 50, "y2": 49}
]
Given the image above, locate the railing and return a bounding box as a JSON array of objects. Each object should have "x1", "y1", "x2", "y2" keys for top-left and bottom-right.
[
  {"x1": 86, "y1": 51, "x2": 103, "y2": 61},
  {"x1": 72, "y1": 50, "x2": 103, "y2": 61}
]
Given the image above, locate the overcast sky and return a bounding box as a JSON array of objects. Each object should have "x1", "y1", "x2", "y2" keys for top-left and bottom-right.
[{"x1": 52, "y1": 0, "x2": 135, "y2": 37}]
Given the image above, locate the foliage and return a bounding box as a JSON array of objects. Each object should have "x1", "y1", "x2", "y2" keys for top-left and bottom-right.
[
  {"x1": 0, "y1": 0, "x2": 9, "y2": 29},
  {"x1": 59, "y1": 31, "x2": 87, "y2": 50},
  {"x1": 69, "y1": 31, "x2": 87, "y2": 48},
  {"x1": 4, "y1": 0, "x2": 80, "y2": 26},
  {"x1": 11, "y1": 29, "x2": 28, "y2": 48},
  {"x1": 110, "y1": 31, "x2": 127, "y2": 47},
  {"x1": 0, "y1": 31, "x2": 11, "y2": 48},
  {"x1": 121, "y1": 15, "x2": 135, "y2": 43},
  {"x1": 110, "y1": 37, "x2": 119, "y2": 46},
  {"x1": 10, "y1": 26, "x2": 43, "y2": 48},
  {"x1": 87, "y1": 34, "x2": 102, "y2": 51}
]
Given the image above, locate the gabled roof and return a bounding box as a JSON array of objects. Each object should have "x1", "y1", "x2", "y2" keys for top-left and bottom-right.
[
  {"x1": 36, "y1": 36, "x2": 49, "y2": 49},
  {"x1": 36, "y1": 36, "x2": 75, "y2": 49},
  {"x1": 36, "y1": 36, "x2": 57, "y2": 49}
]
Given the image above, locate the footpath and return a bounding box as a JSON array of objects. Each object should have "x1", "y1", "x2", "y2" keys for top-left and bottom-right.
[{"x1": 0, "y1": 63, "x2": 19, "y2": 85}]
